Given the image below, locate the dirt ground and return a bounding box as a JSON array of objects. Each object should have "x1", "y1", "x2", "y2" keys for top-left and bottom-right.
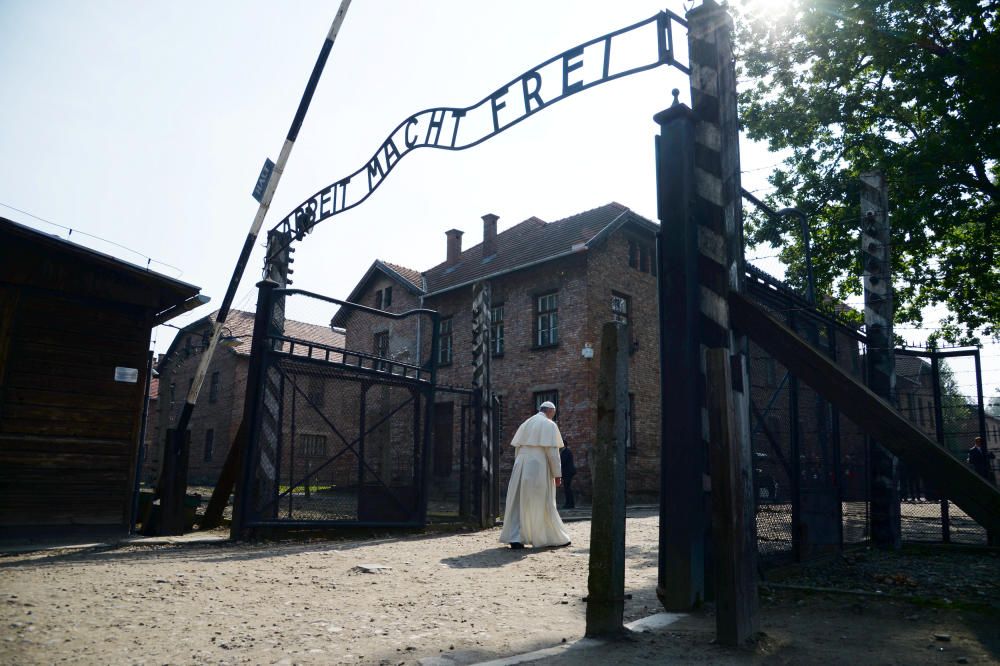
[{"x1": 1, "y1": 510, "x2": 998, "y2": 665}]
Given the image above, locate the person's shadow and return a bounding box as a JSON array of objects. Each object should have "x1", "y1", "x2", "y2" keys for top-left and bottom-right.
[{"x1": 441, "y1": 545, "x2": 535, "y2": 569}]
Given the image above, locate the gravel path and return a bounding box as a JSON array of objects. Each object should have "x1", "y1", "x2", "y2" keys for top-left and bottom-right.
[{"x1": 0, "y1": 512, "x2": 661, "y2": 665}]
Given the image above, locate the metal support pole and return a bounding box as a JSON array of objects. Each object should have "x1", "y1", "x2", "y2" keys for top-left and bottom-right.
[
  {"x1": 930, "y1": 353, "x2": 950, "y2": 542},
  {"x1": 231, "y1": 279, "x2": 280, "y2": 540},
  {"x1": 860, "y1": 170, "x2": 901, "y2": 549},
  {"x1": 827, "y1": 323, "x2": 844, "y2": 547},
  {"x1": 130, "y1": 350, "x2": 155, "y2": 534},
  {"x1": 159, "y1": 1, "x2": 353, "y2": 534}
]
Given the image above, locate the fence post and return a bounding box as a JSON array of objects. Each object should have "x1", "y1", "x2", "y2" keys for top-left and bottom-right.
[
  {"x1": 930, "y1": 353, "x2": 951, "y2": 543},
  {"x1": 706, "y1": 348, "x2": 758, "y2": 645},
  {"x1": 471, "y1": 281, "x2": 495, "y2": 527},
  {"x1": 654, "y1": 95, "x2": 705, "y2": 610},
  {"x1": 586, "y1": 322, "x2": 629, "y2": 638},
  {"x1": 860, "y1": 170, "x2": 901, "y2": 549},
  {"x1": 231, "y1": 279, "x2": 280, "y2": 540}
]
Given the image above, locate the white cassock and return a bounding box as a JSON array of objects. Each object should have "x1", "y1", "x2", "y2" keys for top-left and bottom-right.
[{"x1": 499, "y1": 412, "x2": 571, "y2": 547}]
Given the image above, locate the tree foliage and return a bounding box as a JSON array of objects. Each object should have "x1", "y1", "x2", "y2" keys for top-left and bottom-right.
[{"x1": 735, "y1": 0, "x2": 999, "y2": 342}]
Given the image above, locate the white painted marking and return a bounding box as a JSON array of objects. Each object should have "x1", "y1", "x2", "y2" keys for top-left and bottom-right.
[
  {"x1": 699, "y1": 285, "x2": 729, "y2": 328},
  {"x1": 695, "y1": 169, "x2": 724, "y2": 206},
  {"x1": 467, "y1": 614, "x2": 685, "y2": 665}
]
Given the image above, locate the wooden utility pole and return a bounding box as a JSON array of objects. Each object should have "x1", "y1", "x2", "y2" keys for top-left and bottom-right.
[
  {"x1": 586, "y1": 322, "x2": 629, "y2": 638},
  {"x1": 860, "y1": 170, "x2": 901, "y2": 549},
  {"x1": 706, "y1": 348, "x2": 759, "y2": 645},
  {"x1": 655, "y1": 2, "x2": 759, "y2": 636}
]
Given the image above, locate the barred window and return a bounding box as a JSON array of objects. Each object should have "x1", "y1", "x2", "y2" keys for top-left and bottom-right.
[
  {"x1": 308, "y1": 376, "x2": 325, "y2": 406},
  {"x1": 535, "y1": 292, "x2": 558, "y2": 347},
  {"x1": 374, "y1": 331, "x2": 390, "y2": 371},
  {"x1": 611, "y1": 292, "x2": 629, "y2": 325},
  {"x1": 209, "y1": 371, "x2": 220, "y2": 403},
  {"x1": 438, "y1": 318, "x2": 453, "y2": 366},
  {"x1": 300, "y1": 434, "x2": 327, "y2": 457},
  {"x1": 534, "y1": 390, "x2": 559, "y2": 415},
  {"x1": 203, "y1": 429, "x2": 215, "y2": 462},
  {"x1": 491, "y1": 304, "x2": 505, "y2": 356}
]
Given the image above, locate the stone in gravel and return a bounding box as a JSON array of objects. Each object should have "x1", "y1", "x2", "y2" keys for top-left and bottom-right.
[
  {"x1": 353, "y1": 564, "x2": 392, "y2": 574},
  {"x1": 935, "y1": 634, "x2": 952, "y2": 642}
]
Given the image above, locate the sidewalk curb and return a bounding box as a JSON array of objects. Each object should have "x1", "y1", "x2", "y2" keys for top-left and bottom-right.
[{"x1": 422, "y1": 612, "x2": 686, "y2": 666}]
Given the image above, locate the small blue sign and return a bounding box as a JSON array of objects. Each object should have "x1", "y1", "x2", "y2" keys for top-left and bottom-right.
[{"x1": 252, "y1": 158, "x2": 275, "y2": 203}]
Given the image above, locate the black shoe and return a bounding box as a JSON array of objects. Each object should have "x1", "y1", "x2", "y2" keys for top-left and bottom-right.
[{"x1": 510, "y1": 542, "x2": 524, "y2": 550}]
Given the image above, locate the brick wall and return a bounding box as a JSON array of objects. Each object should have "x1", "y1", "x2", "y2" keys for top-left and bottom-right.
[
  {"x1": 149, "y1": 339, "x2": 245, "y2": 486},
  {"x1": 584, "y1": 230, "x2": 661, "y2": 500}
]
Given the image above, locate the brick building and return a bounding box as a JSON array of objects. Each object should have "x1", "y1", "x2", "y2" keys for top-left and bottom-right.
[
  {"x1": 335, "y1": 203, "x2": 663, "y2": 500},
  {"x1": 146, "y1": 310, "x2": 343, "y2": 485}
]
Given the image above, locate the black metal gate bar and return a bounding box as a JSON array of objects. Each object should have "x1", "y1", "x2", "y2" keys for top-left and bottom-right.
[{"x1": 232, "y1": 282, "x2": 440, "y2": 534}]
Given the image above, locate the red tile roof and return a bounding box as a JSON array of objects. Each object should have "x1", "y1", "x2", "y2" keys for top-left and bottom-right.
[
  {"x1": 422, "y1": 202, "x2": 656, "y2": 294},
  {"x1": 161, "y1": 310, "x2": 345, "y2": 368},
  {"x1": 380, "y1": 261, "x2": 423, "y2": 291}
]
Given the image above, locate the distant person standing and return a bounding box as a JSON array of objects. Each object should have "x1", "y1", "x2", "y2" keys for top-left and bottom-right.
[
  {"x1": 560, "y1": 442, "x2": 577, "y2": 509},
  {"x1": 968, "y1": 437, "x2": 993, "y2": 481}
]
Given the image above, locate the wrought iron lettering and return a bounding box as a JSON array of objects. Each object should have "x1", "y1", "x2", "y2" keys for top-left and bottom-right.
[{"x1": 272, "y1": 11, "x2": 688, "y2": 243}]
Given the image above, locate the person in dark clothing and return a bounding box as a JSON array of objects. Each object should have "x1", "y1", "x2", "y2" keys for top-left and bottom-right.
[
  {"x1": 560, "y1": 442, "x2": 577, "y2": 509},
  {"x1": 968, "y1": 437, "x2": 993, "y2": 481}
]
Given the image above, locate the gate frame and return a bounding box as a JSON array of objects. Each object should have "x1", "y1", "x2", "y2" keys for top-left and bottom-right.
[{"x1": 232, "y1": 279, "x2": 440, "y2": 538}]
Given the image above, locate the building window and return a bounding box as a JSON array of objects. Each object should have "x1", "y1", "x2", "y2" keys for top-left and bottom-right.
[
  {"x1": 535, "y1": 292, "x2": 559, "y2": 347},
  {"x1": 629, "y1": 238, "x2": 656, "y2": 275},
  {"x1": 384, "y1": 286, "x2": 392, "y2": 307},
  {"x1": 611, "y1": 292, "x2": 629, "y2": 325},
  {"x1": 374, "y1": 331, "x2": 390, "y2": 371},
  {"x1": 438, "y1": 318, "x2": 453, "y2": 366},
  {"x1": 917, "y1": 399, "x2": 925, "y2": 427},
  {"x1": 534, "y1": 390, "x2": 559, "y2": 416},
  {"x1": 374, "y1": 331, "x2": 389, "y2": 358},
  {"x1": 300, "y1": 434, "x2": 327, "y2": 457},
  {"x1": 203, "y1": 429, "x2": 214, "y2": 462},
  {"x1": 491, "y1": 304, "x2": 505, "y2": 356},
  {"x1": 308, "y1": 376, "x2": 325, "y2": 406},
  {"x1": 169, "y1": 382, "x2": 176, "y2": 403},
  {"x1": 209, "y1": 371, "x2": 220, "y2": 403}
]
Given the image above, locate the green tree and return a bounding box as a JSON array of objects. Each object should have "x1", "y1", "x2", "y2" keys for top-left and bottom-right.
[
  {"x1": 987, "y1": 387, "x2": 1000, "y2": 418},
  {"x1": 735, "y1": 0, "x2": 999, "y2": 341}
]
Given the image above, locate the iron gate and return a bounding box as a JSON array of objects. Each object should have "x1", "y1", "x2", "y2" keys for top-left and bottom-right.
[
  {"x1": 745, "y1": 265, "x2": 991, "y2": 564},
  {"x1": 235, "y1": 282, "x2": 439, "y2": 531}
]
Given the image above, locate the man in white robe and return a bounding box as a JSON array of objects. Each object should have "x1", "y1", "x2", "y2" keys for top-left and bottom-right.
[{"x1": 499, "y1": 402, "x2": 572, "y2": 549}]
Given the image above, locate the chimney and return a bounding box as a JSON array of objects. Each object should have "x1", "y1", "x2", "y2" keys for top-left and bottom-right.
[
  {"x1": 445, "y1": 229, "x2": 464, "y2": 266},
  {"x1": 482, "y1": 213, "x2": 498, "y2": 258}
]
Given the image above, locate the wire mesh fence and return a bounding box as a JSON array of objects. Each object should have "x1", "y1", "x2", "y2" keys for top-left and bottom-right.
[{"x1": 746, "y1": 265, "x2": 992, "y2": 565}]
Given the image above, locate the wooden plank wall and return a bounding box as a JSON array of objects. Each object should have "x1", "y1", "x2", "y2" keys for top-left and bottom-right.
[{"x1": 0, "y1": 287, "x2": 149, "y2": 530}]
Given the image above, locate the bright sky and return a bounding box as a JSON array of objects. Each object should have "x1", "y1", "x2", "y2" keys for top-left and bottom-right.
[{"x1": 0, "y1": 0, "x2": 995, "y2": 403}]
